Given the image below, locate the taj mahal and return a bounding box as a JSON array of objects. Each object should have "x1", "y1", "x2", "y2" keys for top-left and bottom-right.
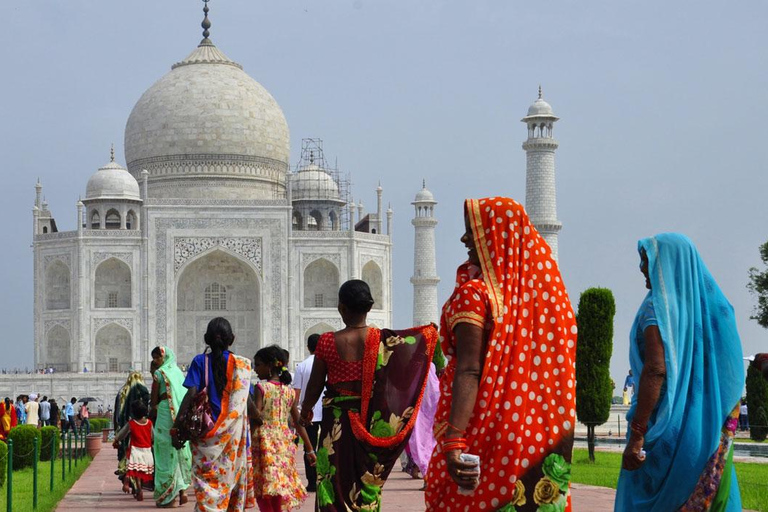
[{"x1": 6, "y1": 4, "x2": 563, "y2": 400}]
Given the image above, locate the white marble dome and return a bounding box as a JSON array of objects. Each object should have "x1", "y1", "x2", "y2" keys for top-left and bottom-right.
[
  {"x1": 525, "y1": 97, "x2": 556, "y2": 118},
  {"x1": 292, "y1": 165, "x2": 340, "y2": 201},
  {"x1": 85, "y1": 161, "x2": 141, "y2": 201},
  {"x1": 124, "y1": 40, "x2": 290, "y2": 199},
  {"x1": 414, "y1": 185, "x2": 435, "y2": 203}
]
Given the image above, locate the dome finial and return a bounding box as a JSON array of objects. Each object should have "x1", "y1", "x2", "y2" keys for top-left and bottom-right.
[
  {"x1": 309, "y1": 150, "x2": 315, "y2": 165},
  {"x1": 110, "y1": 143, "x2": 115, "y2": 163},
  {"x1": 201, "y1": 0, "x2": 212, "y2": 44},
  {"x1": 422, "y1": 178, "x2": 426, "y2": 189},
  {"x1": 538, "y1": 84, "x2": 542, "y2": 99}
]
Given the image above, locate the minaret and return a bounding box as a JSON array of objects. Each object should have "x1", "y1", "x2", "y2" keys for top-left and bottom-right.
[
  {"x1": 411, "y1": 181, "x2": 440, "y2": 326},
  {"x1": 522, "y1": 86, "x2": 562, "y2": 261}
]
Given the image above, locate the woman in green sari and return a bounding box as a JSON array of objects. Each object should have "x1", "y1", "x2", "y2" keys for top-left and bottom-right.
[{"x1": 151, "y1": 346, "x2": 193, "y2": 507}]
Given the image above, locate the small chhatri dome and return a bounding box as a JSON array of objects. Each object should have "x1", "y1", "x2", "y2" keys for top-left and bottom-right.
[
  {"x1": 413, "y1": 180, "x2": 435, "y2": 203},
  {"x1": 85, "y1": 158, "x2": 141, "y2": 201},
  {"x1": 523, "y1": 86, "x2": 558, "y2": 119},
  {"x1": 292, "y1": 163, "x2": 341, "y2": 201}
]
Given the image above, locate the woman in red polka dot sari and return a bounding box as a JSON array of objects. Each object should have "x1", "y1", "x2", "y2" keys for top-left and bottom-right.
[{"x1": 425, "y1": 197, "x2": 577, "y2": 512}]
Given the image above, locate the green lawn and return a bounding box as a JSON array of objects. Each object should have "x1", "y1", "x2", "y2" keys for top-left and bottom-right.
[
  {"x1": 0, "y1": 455, "x2": 92, "y2": 512},
  {"x1": 571, "y1": 449, "x2": 768, "y2": 512}
]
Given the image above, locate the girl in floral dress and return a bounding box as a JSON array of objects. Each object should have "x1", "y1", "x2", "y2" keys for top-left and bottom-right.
[{"x1": 251, "y1": 345, "x2": 317, "y2": 511}]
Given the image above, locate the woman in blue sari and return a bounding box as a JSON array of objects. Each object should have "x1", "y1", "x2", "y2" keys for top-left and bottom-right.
[{"x1": 615, "y1": 233, "x2": 744, "y2": 511}]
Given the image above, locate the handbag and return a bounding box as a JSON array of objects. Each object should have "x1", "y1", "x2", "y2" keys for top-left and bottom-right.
[{"x1": 177, "y1": 349, "x2": 215, "y2": 441}]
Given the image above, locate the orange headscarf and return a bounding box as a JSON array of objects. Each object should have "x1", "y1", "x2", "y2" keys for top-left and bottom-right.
[{"x1": 426, "y1": 197, "x2": 577, "y2": 512}]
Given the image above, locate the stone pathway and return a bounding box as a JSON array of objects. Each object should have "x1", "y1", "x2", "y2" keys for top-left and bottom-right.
[{"x1": 56, "y1": 443, "x2": 618, "y2": 510}]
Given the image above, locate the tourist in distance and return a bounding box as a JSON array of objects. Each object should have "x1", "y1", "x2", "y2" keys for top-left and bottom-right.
[
  {"x1": 293, "y1": 333, "x2": 324, "y2": 492},
  {"x1": 150, "y1": 346, "x2": 192, "y2": 508},
  {"x1": 48, "y1": 398, "x2": 59, "y2": 429},
  {"x1": 0, "y1": 397, "x2": 18, "y2": 441},
  {"x1": 112, "y1": 400, "x2": 155, "y2": 502},
  {"x1": 170, "y1": 317, "x2": 253, "y2": 511},
  {"x1": 16, "y1": 396, "x2": 27, "y2": 425},
  {"x1": 39, "y1": 396, "x2": 50, "y2": 426},
  {"x1": 114, "y1": 372, "x2": 150, "y2": 491},
  {"x1": 79, "y1": 402, "x2": 90, "y2": 434},
  {"x1": 65, "y1": 397, "x2": 77, "y2": 433},
  {"x1": 424, "y1": 197, "x2": 578, "y2": 512},
  {"x1": 615, "y1": 234, "x2": 744, "y2": 510},
  {"x1": 25, "y1": 393, "x2": 40, "y2": 426},
  {"x1": 300, "y1": 280, "x2": 437, "y2": 511},
  {"x1": 250, "y1": 345, "x2": 315, "y2": 511}
]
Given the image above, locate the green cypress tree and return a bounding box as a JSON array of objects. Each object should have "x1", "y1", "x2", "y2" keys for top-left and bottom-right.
[
  {"x1": 575, "y1": 288, "x2": 616, "y2": 461},
  {"x1": 746, "y1": 364, "x2": 768, "y2": 442}
]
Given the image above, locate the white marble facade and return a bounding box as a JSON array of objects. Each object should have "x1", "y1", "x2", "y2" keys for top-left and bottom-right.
[{"x1": 31, "y1": 32, "x2": 393, "y2": 376}]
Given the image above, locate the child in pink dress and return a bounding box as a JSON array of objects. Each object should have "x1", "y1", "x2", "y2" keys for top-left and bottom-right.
[
  {"x1": 113, "y1": 400, "x2": 154, "y2": 501},
  {"x1": 251, "y1": 345, "x2": 317, "y2": 511}
]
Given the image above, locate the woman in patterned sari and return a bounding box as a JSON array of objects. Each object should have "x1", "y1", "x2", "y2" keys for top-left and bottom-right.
[
  {"x1": 150, "y1": 346, "x2": 192, "y2": 507},
  {"x1": 0, "y1": 397, "x2": 18, "y2": 441},
  {"x1": 615, "y1": 234, "x2": 744, "y2": 511},
  {"x1": 425, "y1": 197, "x2": 578, "y2": 512},
  {"x1": 300, "y1": 279, "x2": 438, "y2": 511},
  {"x1": 171, "y1": 317, "x2": 254, "y2": 512}
]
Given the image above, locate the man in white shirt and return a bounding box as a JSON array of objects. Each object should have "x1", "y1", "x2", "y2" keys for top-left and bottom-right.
[
  {"x1": 25, "y1": 393, "x2": 40, "y2": 426},
  {"x1": 293, "y1": 334, "x2": 324, "y2": 492}
]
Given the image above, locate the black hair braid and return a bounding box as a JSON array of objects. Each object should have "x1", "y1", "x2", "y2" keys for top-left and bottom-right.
[
  {"x1": 254, "y1": 345, "x2": 292, "y2": 385},
  {"x1": 204, "y1": 317, "x2": 235, "y2": 401}
]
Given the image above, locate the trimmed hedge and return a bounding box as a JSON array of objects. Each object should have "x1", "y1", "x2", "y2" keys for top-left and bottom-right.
[
  {"x1": 7, "y1": 425, "x2": 41, "y2": 470},
  {"x1": 0, "y1": 440, "x2": 6, "y2": 488},
  {"x1": 40, "y1": 426, "x2": 60, "y2": 461},
  {"x1": 88, "y1": 418, "x2": 109, "y2": 432}
]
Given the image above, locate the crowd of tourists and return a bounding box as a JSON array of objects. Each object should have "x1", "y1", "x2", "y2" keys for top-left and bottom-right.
[
  {"x1": 6, "y1": 196, "x2": 768, "y2": 511},
  {"x1": 0, "y1": 393, "x2": 101, "y2": 440}
]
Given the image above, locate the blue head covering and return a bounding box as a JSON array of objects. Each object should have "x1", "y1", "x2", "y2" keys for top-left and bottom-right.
[{"x1": 616, "y1": 233, "x2": 744, "y2": 511}]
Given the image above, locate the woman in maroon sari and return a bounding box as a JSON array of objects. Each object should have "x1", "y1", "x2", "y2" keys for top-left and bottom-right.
[{"x1": 300, "y1": 280, "x2": 438, "y2": 511}]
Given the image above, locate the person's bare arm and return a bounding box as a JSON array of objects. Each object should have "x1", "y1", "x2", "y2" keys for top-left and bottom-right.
[
  {"x1": 291, "y1": 400, "x2": 317, "y2": 466},
  {"x1": 623, "y1": 325, "x2": 666, "y2": 471},
  {"x1": 444, "y1": 323, "x2": 485, "y2": 489},
  {"x1": 112, "y1": 423, "x2": 130, "y2": 448},
  {"x1": 301, "y1": 358, "x2": 327, "y2": 424}
]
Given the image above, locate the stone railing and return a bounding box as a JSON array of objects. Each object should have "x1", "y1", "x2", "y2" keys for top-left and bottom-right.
[{"x1": 292, "y1": 230, "x2": 389, "y2": 242}]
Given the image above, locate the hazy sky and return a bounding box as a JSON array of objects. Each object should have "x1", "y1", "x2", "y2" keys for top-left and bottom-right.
[{"x1": 3, "y1": 1, "x2": 767, "y2": 390}]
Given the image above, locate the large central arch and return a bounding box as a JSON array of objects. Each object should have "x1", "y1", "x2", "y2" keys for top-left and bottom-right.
[{"x1": 176, "y1": 249, "x2": 261, "y2": 365}]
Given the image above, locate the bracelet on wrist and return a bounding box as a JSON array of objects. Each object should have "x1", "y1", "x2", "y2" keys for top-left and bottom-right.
[
  {"x1": 630, "y1": 420, "x2": 648, "y2": 435},
  {"x1": 305, "y1": 450, "x2": 315, "y2": 456}
]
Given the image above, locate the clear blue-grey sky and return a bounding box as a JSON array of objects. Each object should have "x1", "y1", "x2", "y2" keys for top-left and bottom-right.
[{"x1": 2, "y1": 1, "x2": 767, "y2": 390}]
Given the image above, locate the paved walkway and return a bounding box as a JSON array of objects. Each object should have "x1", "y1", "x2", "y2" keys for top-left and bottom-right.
[{"x1": 56, "y1": 442, "x2": 616, "y2": 510}]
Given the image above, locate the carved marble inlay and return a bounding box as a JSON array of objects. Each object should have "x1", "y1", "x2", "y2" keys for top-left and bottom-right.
[
  {"x1": 174, "y1": 237, "x2": 263, "y2": 276},
  {"x1": 43, "y1": 253, "x2": 71, "y2": 266},
  {"x1": 45, "y1": 318, "x2": 71, "y2": 334},
  {"x1": 154, "y1": 217, "x2": 286, "y2": 346},
  {"x1": 94, "y1": 318, "x2": 134, "y2": 334},
  {"x1": 301, "y1": 252, "x2": 341, "y2": 271},
  {"x1": 301, "y1": 317, "x2": 342, "y2": 334},
  {"x1": 93, "y1": 252, "x2": 133, "y2": 268}
]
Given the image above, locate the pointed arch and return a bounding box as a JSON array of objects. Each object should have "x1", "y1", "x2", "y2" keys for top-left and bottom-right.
[
  {"x1": 176, "y1": 249, "x2": 260, "y2": 365},
  {"x1": 94, "y1": 323, "x2": 132, "y2": 372},
  {"x1": 126, "y1": 210, "x2": 137, "y2": 230},
  {"x1": 90, "y1": 210, "x2": 101, "y2": 229},
  {"x1": 46, "y1": 325, "x2": 71, "y2": 372},
  {"x1": 303, "y1": 258, "x2": 340, "y2": 308},
  {"x1": 361, "y1": 260, "x2": 383, "y2": 310},
  {"x1": 95, "y1": 258, "x2": 132, "y2": 308},
  {"x1": 45, "y1": 260, "x2": 71, "y2": 310},
  {"x1": 105, "y1": 209, "x2": 121, "y2": 229}
]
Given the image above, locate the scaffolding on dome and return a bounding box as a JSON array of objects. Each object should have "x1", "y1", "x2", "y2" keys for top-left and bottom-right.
[{"x1": 290, "y1": 138, "x2": 352, "y2": 231}]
